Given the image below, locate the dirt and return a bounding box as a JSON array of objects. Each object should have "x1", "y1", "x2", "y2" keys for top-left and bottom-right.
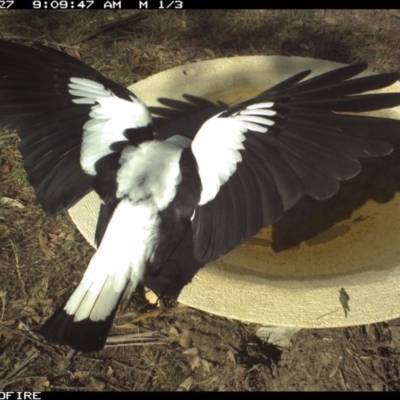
[{"x1": 1, "y1": 9, "x2": 400, "y2": 391}]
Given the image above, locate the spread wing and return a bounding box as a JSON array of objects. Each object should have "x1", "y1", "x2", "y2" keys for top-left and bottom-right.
[
  {"x1": 190, "y1": 63, "x2": 400, "y2": 264},
  {"x1": 0, "y1": 40, "x2": 152, "y2": 215}
]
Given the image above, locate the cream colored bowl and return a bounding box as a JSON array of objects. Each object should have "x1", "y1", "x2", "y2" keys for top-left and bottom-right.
[{"x1": 69, "y1": 56, "x2": 400, "y2": 328}]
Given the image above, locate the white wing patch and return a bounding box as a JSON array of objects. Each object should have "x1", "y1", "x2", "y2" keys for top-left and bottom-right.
[
  {"x1": 231, "y1": 101, "x2": 276, "y2": 132},
  {"x1": 117, "y1": 140, "x2": 183, "y2": 211},
  {"x1": 192, "y1": 102, "x2": 276, "y2": 205},
  {"x1": 68, "y1": 77, "x2": 152, "y2": 176},
  {"x1": 64, "y1": 198, "x2": 159, "y2": 322}
]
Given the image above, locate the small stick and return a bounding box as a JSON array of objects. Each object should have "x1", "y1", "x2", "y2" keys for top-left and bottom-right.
[
  {"x1": 142, "y1": 349, "x2": 162, "y2": 388},
  {"x1": 0, "y1": 133, "x2": 18, "y2": 140},
  {"x1": 9, "y1": 239, "x2": 28, "y2": 298},
  {"x1": 0, "y1": 353, "x2": 38, "y2": 387},
  {"x1": 69, "y1": 13, "x2": 148, "y2": 46}
]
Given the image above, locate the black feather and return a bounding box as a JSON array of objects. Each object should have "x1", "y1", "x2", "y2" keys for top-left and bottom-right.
[
  {"x1": 40, "y1": 300, "x2": 121, "y2": 353},
  {"x1": 192, "y1": 62, "x2": 400, "y2": 263}
]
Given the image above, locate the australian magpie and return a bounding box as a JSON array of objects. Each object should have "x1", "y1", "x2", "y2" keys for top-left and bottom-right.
[{"x1": 1, "y1": 40, "x2": 400, "y2": 352}]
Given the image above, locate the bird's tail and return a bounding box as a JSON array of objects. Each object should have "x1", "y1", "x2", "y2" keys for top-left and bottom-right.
[
  {"x1": 40, "y1": 199, "x2": 150, "y2": 352},
  {"x1": 40, "y1": 258, "x2": 135, "y2": 352},
  {"x1": 39, "y1": 294, "x2": 123, "y2": 353}
]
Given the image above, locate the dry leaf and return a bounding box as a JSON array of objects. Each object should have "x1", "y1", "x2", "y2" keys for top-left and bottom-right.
[
  {"x1": 0, "y1": 222, "x2": 10, "y2": 232},
  {"x1": 131, "y1": 55, "x2": 140, "y2": 65},
  {"x1": 0, "y1": 327, "x2": 15, "y2": 340},
  {"x1": 10, "y1": 297, "x2": 52, "y2": 311},
  {"x1": 87, "y1": 378, "x2": 105, "y2": 390},
  {"x1": 30, "y1": 315, "x2": 43, "y2": 324},
  {"x1": 33, "y1": 377, "x2": 50, "y2": 391},
  {"x1": 227, "y1": 350, "x2": 236, "y2": 364},
  {"x1": 39, "y1": 230, "x2": 55, "y2": 258},
  {"x1": 190, "y1": 357, "x2": 211, "y2": 372},
  {"x1": 74, "y1": 371, "x2": 90, "y2": 380},
  {"x1": 0, "y1": 197, "x2": 25, "y2": 209},
  {"x1": 28, "y1": 297, "x2": 52, "y2": 306},
  {"x1": 0, "y1": 165, "x2": 10, "y2": 174},
  {"x1": 67, "y1": 46, "x2": 81, "y2": 60},
  {"x1": 1, "y1": 319, "x2": 15, "y2": 326},
  {"x1": 179, "y1": 329, "x2": 192, "y2": 349},
  {"x1": 190, "y1": 356, "x2": 202, "y2": 370},
  {"x1": 115, "y1": 322, "x2": 136, "y2": 330},
  {"x1": 132, "y1": 309, "x2": 161, "y2": 323},
  {"x1": 48, "y1": 233, "x2": 61, "y2": 241},
  {"x1": 178, "y1": 376, "x2": 194, "y2": 391},
  {"x1": 65, "y1": 232, "x2": 75, "y2": 241},
  {"x1": 106, "y1": 366, "x2": 113, "y2": 377},
  {"x1": 201, "y1": 359, "x2": 211, "y2": 373},
  {"x1": 169, "y1": 327, "x2": 179, "y2": 337},
  {"x1": 324, "y1": 16, "x2": 339, "y2": 25},
  {"x1": 182, "y1": 347, "x2": 199, "y2": 356},
  {"x1": 203, "y1": 48, "x2": 216, "y2": 58},
  {"x1": 10, "y1": 298, "x2": 27, "y2": 308},
  {"x1": 0, "y1": 225, "x2": 11, "y2": 239},
  {"x1": 144, "y1": 289, "x2": 158, "y2": 304}
]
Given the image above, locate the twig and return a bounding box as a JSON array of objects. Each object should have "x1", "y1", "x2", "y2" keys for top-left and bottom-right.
[
  {"x1": 356, "y1": 355, "x2": 391, "y2": 390},
  {"x1": 50, "y1": 386, "x2": 102, "y2": 391},
  {"x1": 17, "y1": 320, "x2": 64, "y2": 356},
  {"x1": 217, "y1": 332, "x2": 240, "y2": 355},
  {"x1": 328, "y1": 356, "x2": 342, "y2": 378},
  {"x1": 112, "y1": 359, "x2": 137, "y2": 370},
  {"x1": 0, "y1": 133, "x2": 18, "y2": 140},
  {"x1": 389, "y1": 11, "x2": 400, "y2": 20},
  {"x1": 0, "y1": 35, "x2": 79, "y2": 50},
  {"x1": 355, "y1": 37, "x2": 400, "y2": 48},
  {"x1": 0, "y1": 353, "x2": 39, "y2": 388},
  {"x1": 16, "y1": 320, "x2": 37, "y2": 337},
  {"x1": 54, "y1": 349, "x2": 78, "y2": 375},
  {"x1": 66, "y1": 349, "x2": 77, "y2": 361},
  {"x1": 0, "y1": 375, "x2": 44, "y2": 388},
  {"x1": 106, "y1": 341, "x2": 168, "y2": 348},
  {"x1": 68, "y1": 12, "x2": 148, "y2": 46},
  {"x1": 106, "y1": 329, "x2": 169, "y2": 346},
  {"x1": 142, "y1": 349, "x2": 162, "y2": 388},
  {"x1": 0, "y1": 291, "x2": 5, "y2": 321},
  {"x1": 9, "y1": 239, "x2": 28, "y2": 298},
  {"x1": 353, "y1": 357, "x2": 369, "y2": 388},
  {"x1": 338, "y1": 367, "x2": 347, "y2": 390}
]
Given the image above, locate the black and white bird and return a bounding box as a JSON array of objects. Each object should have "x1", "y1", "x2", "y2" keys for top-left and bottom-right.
[{"x1": 1, "y1": 40, "x2": 400, "y2": 352}]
